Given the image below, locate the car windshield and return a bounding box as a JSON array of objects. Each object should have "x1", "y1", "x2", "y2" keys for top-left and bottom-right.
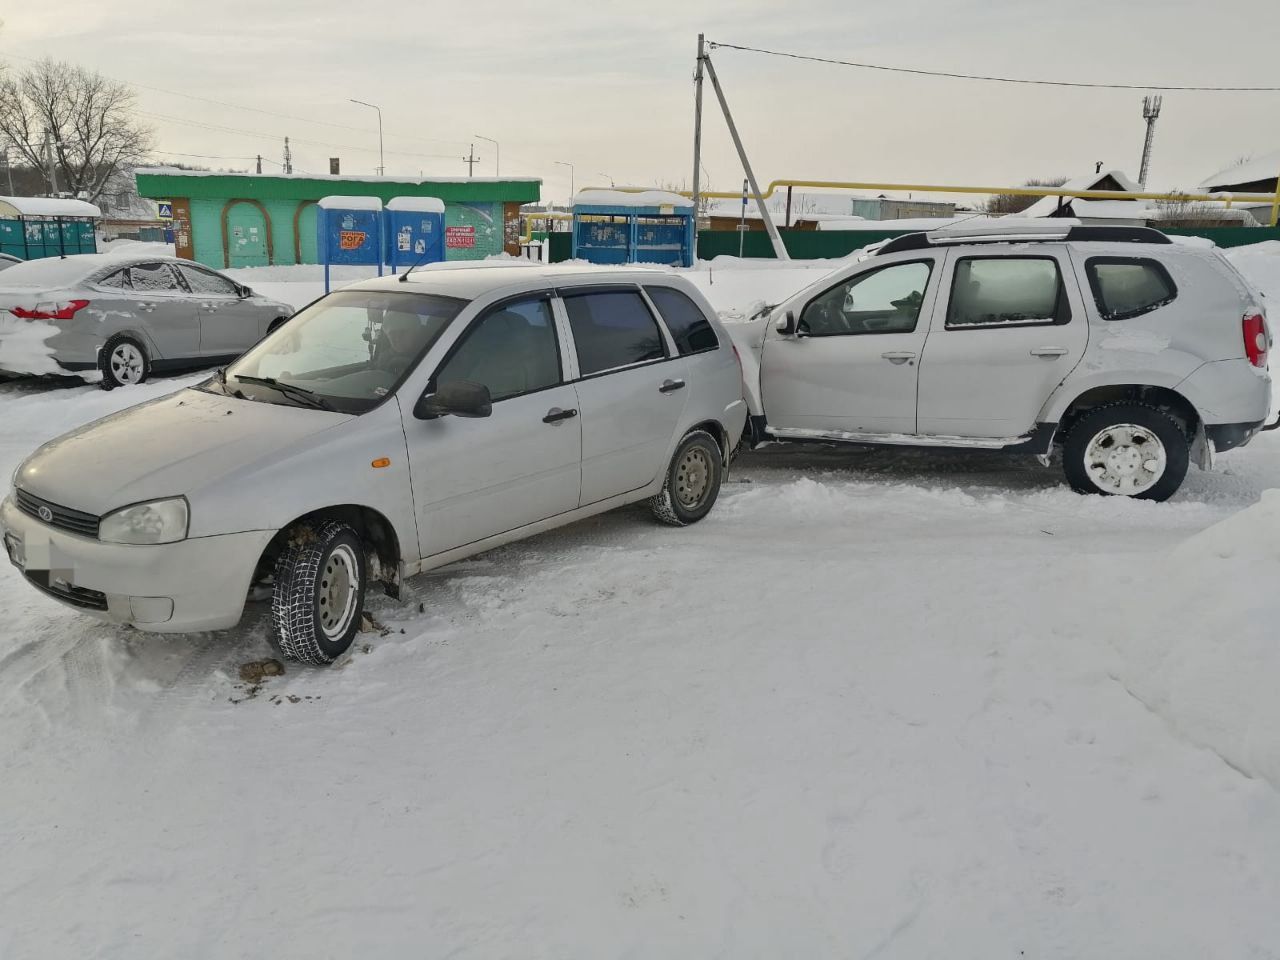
[{"x1": 212, "y1": 289, "x2": 466, "y2": 413}]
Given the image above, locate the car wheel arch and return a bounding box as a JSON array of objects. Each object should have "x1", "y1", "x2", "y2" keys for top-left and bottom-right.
[
  {"x1": 257, "y1": 504, "x2": 403, "y2": 599},
  {"x1": 1054, "y1": 383, "x2": 1202, "y2": 442}
]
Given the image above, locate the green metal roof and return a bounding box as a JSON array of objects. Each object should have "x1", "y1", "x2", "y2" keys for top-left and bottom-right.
[{"x1": 135, "y1": 169, "x2": 541, "y2": 204}]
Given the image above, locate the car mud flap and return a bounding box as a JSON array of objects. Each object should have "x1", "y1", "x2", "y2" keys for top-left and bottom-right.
[{"x1": 1190, "y1": 423, "x2": 1215, "y2": 472}]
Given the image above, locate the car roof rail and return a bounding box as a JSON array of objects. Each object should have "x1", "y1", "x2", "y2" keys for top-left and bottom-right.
[{"x1": 875, "y1": 223, "x2": 1172, "y2": 257}]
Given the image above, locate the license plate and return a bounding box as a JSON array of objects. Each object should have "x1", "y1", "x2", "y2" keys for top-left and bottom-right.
[{"x1": 4, "y1": 533, "x2": 24, "y2": 570}]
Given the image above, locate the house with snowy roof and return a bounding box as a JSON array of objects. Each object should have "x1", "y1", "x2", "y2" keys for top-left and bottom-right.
[
  {"x1": 1199, "y1": 151, "x2": 1279, "y2": 226},
  {"x1": 1010, "y1": 170, "x2": 1157, "y2": 226}
]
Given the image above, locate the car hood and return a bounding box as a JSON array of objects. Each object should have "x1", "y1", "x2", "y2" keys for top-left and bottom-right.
[{"x1": 15, "y1": 388, "x2": 352, "y2": 517}]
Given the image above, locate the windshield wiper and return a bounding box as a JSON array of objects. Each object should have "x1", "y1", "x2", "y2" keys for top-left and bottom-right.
[{"x1": 232, "y1": 374, "x2": 337, "y2": 412}]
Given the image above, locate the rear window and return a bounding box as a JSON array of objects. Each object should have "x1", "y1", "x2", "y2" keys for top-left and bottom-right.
[
  {"x1": 563, "y1": 289, "x2": 667, "y2": 376},
  {"x1": 1085, "y1": 257, "x2": 1177, "y2": 321},
  {"x1": 645, "y1": 286, "x2": 719, "y2": 355},
  {"x1": 947, "y1": 257, "x2": 1070, "y2": 328}
]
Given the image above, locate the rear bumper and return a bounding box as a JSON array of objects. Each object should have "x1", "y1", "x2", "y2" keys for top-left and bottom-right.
[
  {"x1": 1, "y1": 495, "x2": 274, "y2": 633},
  {"x1": 1207, "y1": 420, "x2": 1266, "y2": 452}
]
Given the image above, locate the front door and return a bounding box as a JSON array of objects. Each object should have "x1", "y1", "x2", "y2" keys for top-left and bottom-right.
[
  {"x1": 407, "y1": 294, "x2": 582, "y2": 558},
  {"x1": 761, "y1": 258, "x2": 939, "y2": 436},
  {"x1": 916, "y1": 250, "x2": 1089, "y2": 439},
  {"x1": 225, "y1": 203, "x2": 269, "y2": 268},
  {"x1": 124, "y1": 262, "x2": 199, "y2": 360},
  {"x1": 560, "y1": 287, "x2": 689, "y2": 505},
  {"x1": 175, "y1": 264, "x2": 264, "y2": 357}
]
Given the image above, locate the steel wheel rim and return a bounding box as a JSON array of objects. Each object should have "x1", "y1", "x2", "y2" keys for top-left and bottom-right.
[
  {"x1": 110, "y1": 343, "x2": 144, "y2": 384},
  {"x1": 675, "y1": 447, "x2": 711, "y2": 507},
  {"x1": 1084, "y1": 423, "x2": 1167, "y2": 495},
  {"x1": 318, "y1": 543, "x2": 360, "y2": 640}
]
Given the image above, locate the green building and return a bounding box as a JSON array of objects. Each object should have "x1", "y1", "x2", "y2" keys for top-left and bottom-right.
[{"x1": 134, "y1": 168, "x2": 541, "y2": 269}]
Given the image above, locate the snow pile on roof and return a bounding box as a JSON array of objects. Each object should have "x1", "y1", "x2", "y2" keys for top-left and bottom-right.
[
  {"x1": 571, "y1": 190, "x2": 694, "y2": 209},
  {"x1": 0, "y1": 254, "x2": 104, "y2": 290},
  {"x1": 317, "y1": 195, "x2": 383, "y2": 211},
  {"x1": 135, "y1": 166, "x2": 539, "y2": 185},
  {"x1": 1012, "y1": 170, "x2": 1146, "y2": 220},
  {"x1": 385, "y1": 196, "x2": 445, "y2": 213},
  {"x1": 0, "y1": 197, "x2": 101, "y2": 219},
  {"x1": 1200, "y1": 150, "x2": 1280, "y2": 191}
]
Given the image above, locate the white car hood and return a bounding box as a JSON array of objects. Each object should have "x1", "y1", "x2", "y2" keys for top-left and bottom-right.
[{"x1": 15, "y1": 387, "x2": 351, "y2": 517}]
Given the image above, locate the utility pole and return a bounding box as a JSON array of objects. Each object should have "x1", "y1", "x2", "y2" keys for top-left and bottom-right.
[
  {"x1": 1, "y1": 146, "x2": 14, "y2": 196},
  {"x1": 692, "y1": 32, "x2": 705, "y2": 221},
  {"x1": 701, "y1": 52, "x2": 788, "y2": 260},
  {"x1": 555, "y1": 161, "x2": 575, "y2": 201},
  {"x1": 1139, "y1": 95, "x2": 1162, "y2": 187},
  {"x1": 738, "y1": 178, "x2": 748, "y2": 256},
  {"x1": 476, "y1": 135, "x2": 499, "y2": 176},
  {"x1": 283, "y1": 137, "x2": 293, "y2": 175},
  {"x1": 256, "y1": 154, "x2": 263, "y2": 174},
  {"x1": 463, "y1": 144, "x2": 479, "y2": 177},
  {"x1": 43, "y1": 132, "x2": 59, "y2": 196}
]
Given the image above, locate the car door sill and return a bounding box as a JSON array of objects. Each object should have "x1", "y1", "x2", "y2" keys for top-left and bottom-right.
[{"x1": 765, "y1": 425, "x2": 1031, "y2": 450}]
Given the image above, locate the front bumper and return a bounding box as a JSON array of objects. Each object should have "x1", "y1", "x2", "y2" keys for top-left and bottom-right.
[{"x1": 1, "y1": 495, "x2": 275, "y2": 633}]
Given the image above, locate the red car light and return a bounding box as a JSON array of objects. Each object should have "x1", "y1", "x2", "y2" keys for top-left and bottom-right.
[
  {"x1": 1243, "y1": 310, "x2": 1269, "y2": 368},
  {"x1": 10, "y1": 299, "x2": 91, "y2": 321}
]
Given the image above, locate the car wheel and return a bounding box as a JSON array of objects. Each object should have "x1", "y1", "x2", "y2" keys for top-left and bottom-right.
[
  {"x1": 1061, "y1": 402, "x2": 1189, "y2": 501},
  {"x1": 649, "y1": 429, "x2": 724, "y2": 526},
  {"x1": 271, "y1": 520, "x2": 368, "y2": 665},
  {"x1": 98, "y1": 334, "x2": 150, "y2": 389}
]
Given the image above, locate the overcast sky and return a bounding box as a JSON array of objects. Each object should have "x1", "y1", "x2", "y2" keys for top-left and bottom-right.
[{"x1": 5, "y1": 0, "x2": 1278, "y2": 203}]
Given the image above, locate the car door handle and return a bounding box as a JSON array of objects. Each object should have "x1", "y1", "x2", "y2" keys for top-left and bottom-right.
[
  {"x1": 880, "y1": 351, "x2": 917, "y2": 365},
  {"x1": 137, "y1": 302, "x2": 156, "y2": 312},
  {"x1": 542, "y1": 407, "x2": 578, "y2": 424},
  {"x1": 1030, "y1": 346, "x2": 1069, "y2": 358},
  {"x1": 659, "y1": 378, "x2": 686, "y2": 393},
  {"x1": 200, "y1": 301, "x2": 220, "y2": 311}
]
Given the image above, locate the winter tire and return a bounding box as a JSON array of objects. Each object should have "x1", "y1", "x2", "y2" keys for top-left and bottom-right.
[
  {"x1": 649, "y1": 429, "x2": 724, "y2": 526},
  {"x1": 98, "y1": 334, "x2": 150, "y2": 389},
  {"x1": 1061, "y1": 402, "x2": 1189, "y2": 501},
  {"x1": 271, "y1": 520, "x2": 368, "y2": 665}
]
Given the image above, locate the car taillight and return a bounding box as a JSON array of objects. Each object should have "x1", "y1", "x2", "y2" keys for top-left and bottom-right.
[
  {"x1": 10, "y1": 299, "x2": 91, "y2": 321},
  {"x1": 1243, "y1": 310, "x2": 1269, "y2": 368}
]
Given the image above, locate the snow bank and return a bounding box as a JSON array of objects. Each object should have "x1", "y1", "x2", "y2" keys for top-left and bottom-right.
[
  {"x1": 1227, "y1": 240, "x2": 1280, "y2": 305},
  {"x1": 317, "y1": 195, "x2": 383, "y2": 211},
  {"x1": 0, "y1": 316, "x2": 62, "y2": 376},
  {"x1": 1106, "y1": 489, "x2": 1280, "y2": 790}
]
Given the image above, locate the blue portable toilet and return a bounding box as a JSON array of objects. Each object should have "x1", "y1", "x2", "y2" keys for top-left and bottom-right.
[
  {"x1": 316, "y1": 196, "x2": 384, "y2": 292},
  {"x1": 384, "y1": 196, "x2": 445, "y2": 272},
  {"x1": 570, "y1": 190, "x2": 696, "y2": 267}
]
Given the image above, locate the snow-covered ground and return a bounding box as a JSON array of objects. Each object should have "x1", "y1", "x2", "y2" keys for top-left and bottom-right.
[{"x1": 3, "y1": 246, "x2": 1280, "y2": 957}]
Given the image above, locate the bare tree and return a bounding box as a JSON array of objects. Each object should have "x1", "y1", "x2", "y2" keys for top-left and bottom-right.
[
  {"x1": 984, "y1": 177, "x2": 1069, "y2": 216},
  {"x1": 1154, "y1": 191, "x2": 1257, "y2": 228},
  {"x1": 0, "y1": 59, "x2": 153, "y2": 202}
]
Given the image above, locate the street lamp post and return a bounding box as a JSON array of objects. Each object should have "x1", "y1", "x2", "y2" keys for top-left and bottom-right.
[
  {"x1": 475, "y1": 135, "x2": 499, "y2": 177},
  {"x1": 598, "y1": 173, "x2": 615, "y2": 187},
  {"x1": 349, "y1": 98, "x2": 385, "y2": 176},
  {"x1": 555, "y1": 161, "x2": 575, "y2": 202}
]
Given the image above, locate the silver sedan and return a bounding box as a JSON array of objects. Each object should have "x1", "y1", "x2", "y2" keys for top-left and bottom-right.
[{"x1": 0, "y1": 254, "x2": 293, "y2": 387}]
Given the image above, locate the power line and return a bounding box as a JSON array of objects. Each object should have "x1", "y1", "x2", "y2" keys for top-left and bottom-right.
[{"x1": 706, "y1": 40, "x2": 1280, "y2": 92}]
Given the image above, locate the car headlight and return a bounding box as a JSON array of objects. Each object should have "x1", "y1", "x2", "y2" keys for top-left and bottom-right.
[{"x1": 99, "y1": 497, "x2": 189, "y2": 545}]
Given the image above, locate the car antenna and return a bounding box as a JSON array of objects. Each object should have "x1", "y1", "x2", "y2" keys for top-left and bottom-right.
[{"x1": 398, "y1": 248, "x2": 436, "y2": 283}]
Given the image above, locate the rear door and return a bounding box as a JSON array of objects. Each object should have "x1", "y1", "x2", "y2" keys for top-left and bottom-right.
[
  {"x1": 559, "y1": 286, "x2": 689, "y2": 505},
  {"x1": 175, "y1": 264, "x2": 264, "y2": 358},
  {"x1": 125, "y1": 262, "x2": 199, "y2": 360},
  {"x1": 916, "y1": 249, "x2": 1089, "y2": 439},
  {"x1": 407, "y1": 293, "x2": 582, "y2": 558},
  {"x1": 760, "y1": 257, "x2": 940, "y2": 436}
]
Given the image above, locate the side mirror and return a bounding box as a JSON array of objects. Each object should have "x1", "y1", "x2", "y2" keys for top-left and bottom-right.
[
  {"x1": 414, "y1": 380, "x2": 493, "y2": 421},
  {"x1": 237, "y1": 284, "x2": 252, "y2": 298},
  {"x1": 775, "y1": 309, "x2": 797, "y2": 336}
]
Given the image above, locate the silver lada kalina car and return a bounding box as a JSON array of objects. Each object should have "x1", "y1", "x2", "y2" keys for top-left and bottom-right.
[{"x1": 2, "y1": 266, "x2": 748, "y2": 664}]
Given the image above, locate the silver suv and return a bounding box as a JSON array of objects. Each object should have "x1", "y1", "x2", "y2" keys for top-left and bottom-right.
[
  {"x1": 2, "y1": 266, "x2": 747, "y2": 663},
  {"x1": 732, "y1": 222, "x2": 1271, "y2": 500}
]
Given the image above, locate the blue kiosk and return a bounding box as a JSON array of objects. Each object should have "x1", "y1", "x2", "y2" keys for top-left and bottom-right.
[
  {"x1": 383, "y1": 196, "x2": 445, "y2": 272},
  {"x1": 570, "y1": 190, "x2": 696, "y2": 267},
  {"x1": 316, "y1": 196, "x2": 385, "y2": 293}
]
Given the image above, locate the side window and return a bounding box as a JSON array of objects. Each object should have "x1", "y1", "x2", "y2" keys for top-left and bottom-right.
[
  {"x1": 645, "y1": 286, "x2": 719, "y2": 355},
  {"x1": 96, "y1": 269, "x2": 130, "y2": 290},
  {"x1": 563, "y1": 289, "x2": 667, "y2": 375},
  {"x1": 800, "y1": 261, "x2": 932, "y2": 336},
  {"x1": 1086, "y1": 258, "x2": 1177, "y2": 321},
  {"x1": 946, "y1": 257, "x2": 1069, "y2": 328},
  {"x1": 128, "y1": 263, "x2": 182, "y2": 293},
  {"x1": 434, "y1": 297, "x2": 560, "y2": 402},
  {"x1": 178, "y1": 265, "x2": 239, "y2": 296}
]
